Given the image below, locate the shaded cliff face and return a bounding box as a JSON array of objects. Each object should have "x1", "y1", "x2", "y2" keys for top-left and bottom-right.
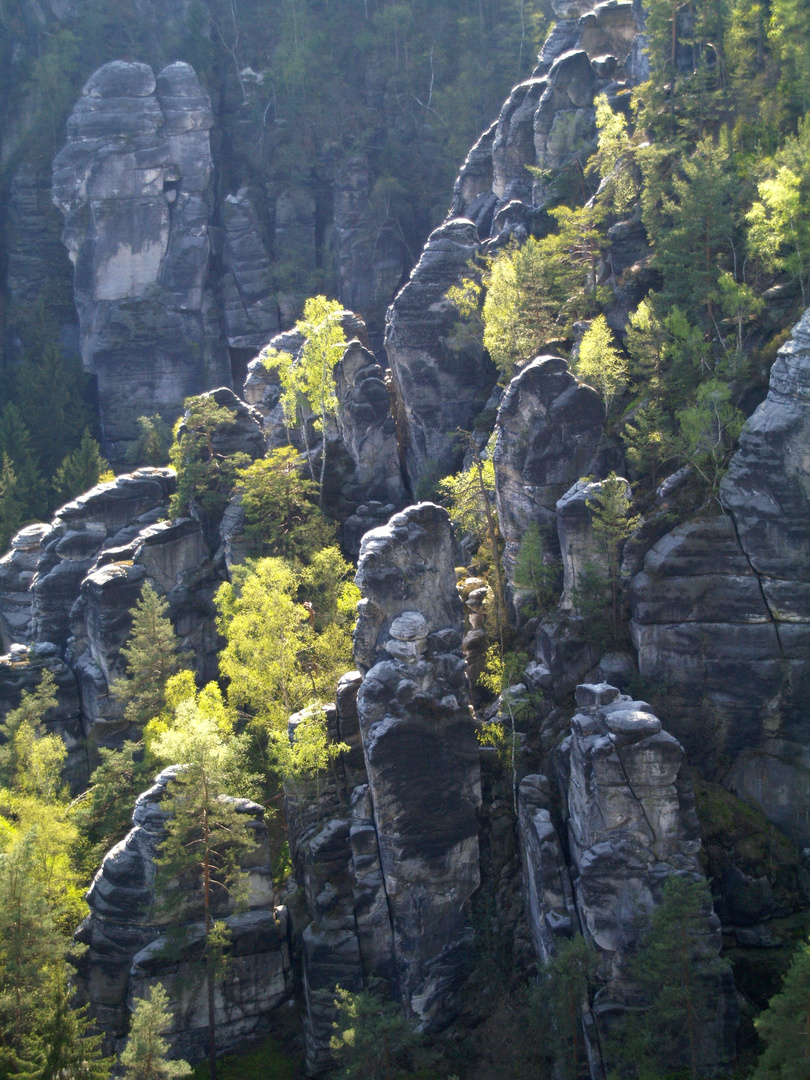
[
  {"x1": 285, "y1": 503, "x2": 481, "y2": 1071},
  {"x1": 627, "y1": 309, "x2": 810, "y2": 845},
  {"x1": 52, "y1": 61, "x2": 232, "y2": 460}
]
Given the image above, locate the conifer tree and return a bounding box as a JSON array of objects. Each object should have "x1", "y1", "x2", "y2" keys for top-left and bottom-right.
[
  {"x1": 0, "y1": 454, "x2": 23, "y2": 554},
  {"x1": 120, "y1": 984, "x2": 191, "y2": 1080},
  {"x1": 169, "y1": 398, "x2": 249, "y2": 522},
  {"x1": 52, "y1": 430, "x2": 110, "y2": 507},
  {"x1": 751, "y1": 936, "x2": 810, "y2": 1080},
  {"x1": 153, "y1": 705, "x2": 254, "y2": 1080},
  {"x1": 18, "y1": 973, "x2": 112, "y2": 1080},
  {"x1": 111, "y1": 583, "x2": 190, "y2": 730},
  {"x1": 127, "y1": 415, "x2": 173, "y2": 469},
  {"x1": 0, "y1": 404, "x2": 47, "y2": 523}
]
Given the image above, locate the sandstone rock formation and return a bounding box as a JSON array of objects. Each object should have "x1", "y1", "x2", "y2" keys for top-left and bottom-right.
[
  {"x1": 494, "y1": 356, "x2": 604, "y2": 584},
  {"x1": 52, "y1": 61, "x2": 232, "y2": 461},
  {"x1": 286, "y1": 504, "x2": 481, "y2": 1070},
  {"x1": 628, "y1": 308, "x2": 810, "y2": 844},
  {"x1": 75, "y1": 767, "x2": 290, "y2": 1058},
  {"x1": 518, "y1": 684, "x2": 738, "y2": 1072},
  {"x1": 385, "y1": 220, "x2": 497, "y2": 492}
]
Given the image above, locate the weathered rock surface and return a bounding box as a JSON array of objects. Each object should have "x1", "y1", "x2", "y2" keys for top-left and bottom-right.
[
  {"x1": 623, "y1": 298, "x2": 810, "y2": 851},
  {"x1": 285, "y1": 504, "x2": 481, "y2": 1070},
  {"x1": 333, "y1": 155, "x2": 409, "y2": 359},
  {"x1": 518, "y1": 686, "x2": 737, "y2": 1072},
  {"x1": 75, "y1": 767, "x2": 290, "y2": 1058},
  {"x1": 334, "y1": 339, "x2": 406, "y2": 514},
  {"x1": 385, "y1": 220, "x2": 497, "y2": 492},
  {"x1": 450, "y1": 1, "x2": 644, "y2": 243},
  {"x1": 494, "y1": 356, "x2": 604, "y2": 584},
  {"x1": 52, "y1": 61, "x2": 232, "y2": 460},
  {"x1": 355, "y1": 505, "x2": 481, "y2": 1016},
  {"x1": 0, "y1": 524, "x2": 51, "y2": 650},
  {"x1": 220, "y1": 187, "x2": 279, "y2": 351}
]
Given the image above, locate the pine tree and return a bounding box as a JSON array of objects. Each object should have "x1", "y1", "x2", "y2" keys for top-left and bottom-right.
[
  {"x1": 127, "y1": 415, "x2": 173, "y2": 469},
  {"x1": 573, "y1": 315, "x2": 628, "y2": 413},
  {"x1": 52, "y1": 430, "x2": 110, "y2": 507},
  {"x1": 120, "y1": 984, "x2": 191, "y2": 1080},
  {"x1": 152, "y1": 705, "x2": 254, "y2": 1080},
  {"x1": 588, "y1": 474, "x2": 640, "y2": 642},
  {"x1": 17, "y1": 972, "x2": 112, "y2": 1080},
  {"x1": 329, "y1": 986, "x2": 424, "y2": 1080},
  {"x1": 751, "y1": 937, "x2": 810, "y2": 1080},
  {"x1": 111, "y1": 583, "x2": 190, "y2": 730},
  {"x1": 0, "y1": 405, "x2": 47, "y2": 523},
  {"x1": 169, "y1": 397, "x2": 250, "y2": 521}
]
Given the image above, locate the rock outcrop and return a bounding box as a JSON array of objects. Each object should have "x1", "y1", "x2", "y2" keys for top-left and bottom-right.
[
  {"x1": 385, "y1": 220, "x2": 497, "y2": 492},
  {"x1": 75, "y1": 767, "x2": 290, "y2": 1058},
  {"x1": 286, "y1": 504, "x2": 481, "y2": 1071},
  {"x1": 629, "y1": 308, "x2": 810, "y2": 844},
  {"x1": 494, "y1": 356, "x2": 604, "y2": 584},
  {"x1": 52, "y1": 61, "x2": 232, "y2": 461},
  {"x1": 518, "y1": 683, "x2": 737, "y2": 1073}
]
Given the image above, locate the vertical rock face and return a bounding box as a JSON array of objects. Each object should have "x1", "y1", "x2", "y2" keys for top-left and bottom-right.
[
  {"x1": 75, "y1": 768, "x2": 290, "y2": 1058},
  {"x1": 220, "y1": 188, "x2": 279, "y2": 351},
  {"x1": 450, "y1": 1, "x2": 643, "y2": 243},
  {"x1": 286, "y1": 504, "x2": 481, "y2": 1070},
  {"x1": 354, "y1": 504, "x2": 481, "y2": 1012},
  {"x1": 629, "y1": 307, "x2": 810, "y2": 844},
  {"x1": 0, "y1": 524, "x2": 51, "y2": 650},
  {"x1": 52, "y1": 61, "x2": 232, "y2": 460},
  {"x1": 333, "y1": 155, "x2": 409, "y2": 360},
  {"x1": 385, "y1": 220, "x2": 497, "y2": 492},
  {"x1": 493, "y1": 356, "x2": 604, "y2": 583},
  {"x1": 518, "y1": 685, "x2": 738, "y2": 1073}
]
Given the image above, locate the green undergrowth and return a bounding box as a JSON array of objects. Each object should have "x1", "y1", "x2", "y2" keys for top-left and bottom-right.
[{"x1": 191, "y1": 1036, "x2": 301, "y2": 1080}]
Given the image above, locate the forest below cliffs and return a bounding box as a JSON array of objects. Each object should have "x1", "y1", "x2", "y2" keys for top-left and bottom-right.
[{"x1": 2, "y1": 0, "x2": 810, "y2": 1079}]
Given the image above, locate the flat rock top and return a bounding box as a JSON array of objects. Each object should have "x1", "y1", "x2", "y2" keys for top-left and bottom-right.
[
  {"x1": 603, "y1": 709, "x2": 662, "y2": 738},
  {"x1": 83, "y1": 61, "x2": 156, "y2": 99}
]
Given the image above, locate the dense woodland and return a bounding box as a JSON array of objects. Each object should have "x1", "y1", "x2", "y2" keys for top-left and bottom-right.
[{"x1": 2, "y1": 0, "x2": 810, "y2": 1076}]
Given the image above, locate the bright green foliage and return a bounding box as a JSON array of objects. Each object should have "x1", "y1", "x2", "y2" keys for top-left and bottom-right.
[
  {"x1": 768, "y1": 0, "x2": 810, "y2": 121},
  {"x1": 0, "y1": 670, "x2": 64, "y2": 800},
  {"x1": 752, "y1": 937, "x2": 810, "y2": 1080},
  {"x1": 111, "y1": 582, "x2": 191, "y2": 730},
  {"x1": 747, "y1": 118, "x2": 810, "y2": 307},
  {"x1": 437, "y1": 455, "x2": 497, "y2": 548},
  {"x1": 236, "y1": 446, "x2": 336, "y2": 560},
  {"x1": 573, "y1": 315, "x2": 628, "y2": 413},
  {"x1": 623, "y1": 400, "x2": 676, "y2": 486},
  {"x1": 52, "y1": 430, "x2": 111, "y2": 507},
  {"x1": 120, "y1": 984, "x2": 191, "y2": 1080},
  {"x1": 676, "y1": 379, "x2": 745, "y2": 495},
  {"x1": 299, "y1": 546, "x2": 360, "y2": 632},
  {"x1": 588, "y1": 474, "x2": 640, "y2": 642},
  {"x1": 153, "y1": 703, "x2": 255, "y2": 1078},
  {"x1": 216, "y1": 558, "x2": 353, "y2": 781},
  {"x1": 275, "y1": 705, "x2": 348, "y2": 784},
  {"x1": 127, "y1": 415, "x2": 173, "y2": 468},
  {"x1": 587, "y1": 94, "x2": 638, "y2": 214},
  {"x1": 609, "y1": 875, "x2": 731, "y2": 1080},
  {"x1": 262, "y1": 296, "x2": 347, "y2": 506},
  {"x1": 329, "y1": 986, "x2": 425, "y2": 1080},
  {"x1": 511, "y1": 523, "x2": 559, "y2": 615},
  {"x1": 169, "y1": 397, "x2": 250, "y2": 521}
]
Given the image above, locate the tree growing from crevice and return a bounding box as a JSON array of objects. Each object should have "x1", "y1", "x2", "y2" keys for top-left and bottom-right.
[{"x1": 120, "y1": 983, "x2": 191, "y2": 1080}]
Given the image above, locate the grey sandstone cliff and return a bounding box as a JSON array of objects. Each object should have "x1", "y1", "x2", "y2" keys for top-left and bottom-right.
[
  {"x1": 285, "y1": 504, "x2": 481, "y2": 1071},
  {"x1": 629, "y1": 308, "x2": 810, "y2": 845},
  {"x1": 518, "y1": 683, "x2": 737, "y2": 1073},
  {"x1": 52, "y1": 61, "x2": 232, "y2": 461}
]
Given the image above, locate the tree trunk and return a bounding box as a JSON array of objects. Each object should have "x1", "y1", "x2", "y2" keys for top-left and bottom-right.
[{"x1": 202, "y1": 794, "x2": 218, "y2": 1080}]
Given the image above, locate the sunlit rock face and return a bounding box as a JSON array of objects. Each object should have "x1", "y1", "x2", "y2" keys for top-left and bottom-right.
[{"x1": 52, "y1": 61, "x2": 232, "y2": 461}]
